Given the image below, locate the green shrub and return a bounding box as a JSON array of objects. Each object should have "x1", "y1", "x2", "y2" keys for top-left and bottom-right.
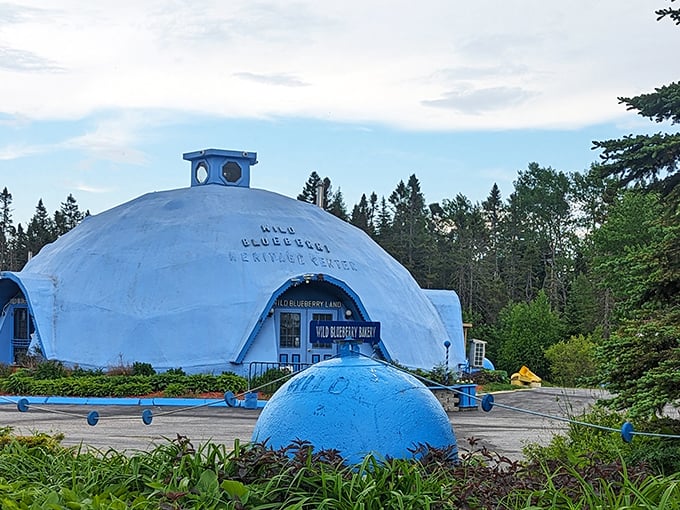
[
  {"x1": 469, "y1": 369, "x2": 508, "y2": 385},
  {"x1": 524, "y1": 407, "x2": 680, "y2": 476},
  {"x1": 1, "y1": 371, "x2": 32, "y2": 394},
  {"x1": 185, "y1": 374, "x2": 216, "y2": 393},
  {"x1": 131, "y1": 361, "x2": 156, "y2": 376},
  {"x1": 0, "y1": 363, "x2": 14, "y2": 378},
  {"x1": 217, "y1": 372, "x2": 248, "y2": 393},
  {"x1": 164, "y1": 382, "x2": 188, "y2": 397},
  {"x1": 250, "y1": 368, "x2": 293, "y2": 395},
  {"x1": 32, "y1": 360, "x2": 68, "y2": 380},
  {"x1": 70, "y1": 365, "x2": 104, "y2": 377},
  {"x1": 545, "y1": 332, "x2": 598, "y2": 387},
  {"x1": 0, "y1": 368, "x2": 247, "y2": 398},
  {"x1": 0, "y1": 427, "x2": 64, "y2": 451}
]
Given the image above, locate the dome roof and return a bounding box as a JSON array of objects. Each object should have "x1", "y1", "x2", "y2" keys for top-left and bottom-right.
[
  {"x1": 252, "y1": 345, "x2": 458, "y2": 464},
  {"x1": 1, "y1": 151, "x2": 460, "y2": 373}
]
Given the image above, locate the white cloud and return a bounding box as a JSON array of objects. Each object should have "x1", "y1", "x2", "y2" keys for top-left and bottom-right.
[
  {"x1": 0, "y1": 112, "x2": 152, "y2": 164},
  {"x1": 0, "y1": 142, "x2": 48, "y2": 160},
  {"x1": 68, "y1": 181, "x2": 115, "y2": 194},
  {"x1": 62, "y1": 129, "x2": 149, "y2": 166},
  {"x1": 0, "y1": 0, "x2": 677, "y2": 130},
  {"x1": 233, "y1": 72, "x2": 310, "y2": 87},
  {"x1": 422, "y1": 86, "x2": 537, "y2": 115},
  {"x1": 0, "y1": 45, "x2": 64, "y2": 72}
]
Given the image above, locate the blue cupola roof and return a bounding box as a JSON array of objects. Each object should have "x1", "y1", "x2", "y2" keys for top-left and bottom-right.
[{"x1": 183, "y1": 148, "x2": 258, "y2": 188}]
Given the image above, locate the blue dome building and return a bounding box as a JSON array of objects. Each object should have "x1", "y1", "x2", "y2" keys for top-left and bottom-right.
[{"x1": 0, "y1": 149, "x2": 468, "y2": 375}]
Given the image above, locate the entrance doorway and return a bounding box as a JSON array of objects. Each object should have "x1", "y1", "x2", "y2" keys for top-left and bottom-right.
[{"x1": 276, "y1": 308, "x2": 338, "y2": 365}]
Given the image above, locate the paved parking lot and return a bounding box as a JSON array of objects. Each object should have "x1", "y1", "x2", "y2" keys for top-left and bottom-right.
[{"x1": 0, "y1": 387, "x2": 608, "y2": 460}]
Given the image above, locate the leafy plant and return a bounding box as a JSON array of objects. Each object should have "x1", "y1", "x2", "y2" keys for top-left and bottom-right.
[
  {"x1": 31, "y1": 359, "x2": 68, "y2": 380},
  {"x1": 496, "y1": 291, "x2": 565, "y2": 377},
  {"x1": 164, "y1": 382, "x2": 188, "y2": 397},
  {"x1": 131, "y1": 361, "x2": 156, "y2": 376},
  {"x1": 249, "y1": 367, "x2": 294, "y2": 396},
  {"x1": 545, "y1": 332, "x2": 599, "y2": 387}
]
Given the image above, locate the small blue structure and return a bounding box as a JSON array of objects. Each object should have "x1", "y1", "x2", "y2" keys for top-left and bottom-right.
[
  {"x1": 0, "y1": 148, "x2": 470, "y2": 375},
  {"x1": 252, "y1": 341, "x2": 458, "y2": 464}
]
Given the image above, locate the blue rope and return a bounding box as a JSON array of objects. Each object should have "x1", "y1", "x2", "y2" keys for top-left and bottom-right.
[
  {"x1": 358, "y1": 353, "x2": 680, "y2": 443},
  {"x1": 4, "y1": 354, "x2": 680, "y2": 443}
]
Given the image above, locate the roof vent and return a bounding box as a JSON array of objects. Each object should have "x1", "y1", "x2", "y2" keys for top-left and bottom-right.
[{"x1": 183, "y1": 149, "x2": 258, "y2": 188}]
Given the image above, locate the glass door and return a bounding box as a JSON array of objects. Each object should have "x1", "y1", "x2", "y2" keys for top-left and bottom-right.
[
  {"x1": 276, "y1": 308, "x2": 338, "y2": 365},
  {"x1": 277, "y1": 310, "x2": 302, "y2": 368},
  {"x1": 307, "y1": 310, "x2": 337, "y2": 364}
]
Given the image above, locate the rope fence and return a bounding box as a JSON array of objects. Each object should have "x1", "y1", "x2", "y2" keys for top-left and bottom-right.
[{"x1": 3, "y1": 353, "x2": 680, "y2": 445}]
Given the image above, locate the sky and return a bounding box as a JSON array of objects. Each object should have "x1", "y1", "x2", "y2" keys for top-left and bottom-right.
[{"x1": 0, "y1": 0, "x2": 678, "y2": 226}]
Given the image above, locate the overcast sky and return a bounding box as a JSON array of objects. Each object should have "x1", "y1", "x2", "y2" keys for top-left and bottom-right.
[{"x1": 1, "y1": 0, "x2": 678, "y2": 225}]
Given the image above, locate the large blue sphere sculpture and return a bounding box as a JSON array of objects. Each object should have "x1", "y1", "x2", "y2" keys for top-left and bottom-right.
[{"x1": 252, "y1": 345, "x2": 458, "y2": 464}]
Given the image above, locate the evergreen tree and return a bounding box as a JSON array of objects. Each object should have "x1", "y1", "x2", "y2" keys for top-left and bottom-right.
[
  {"x1": 326, "y1": 188, "x2": 348, "y2": 221},
  {"x1": 297, "y1": 171, "x2": 331, "y2": 209},
  {"x1": 387, "y1": 175, "x2": 431, "y2": 283},
  {"x1": 482, "y1": 183, "x2": 504, "y2": 277},
  {"x1": 438, "y1": 194, "x2": 489, "y2": 314},
  {"x1": 374, "y1": 197, "x2": 392, "y2": 243},
  {"x1": 12, "y1": 224, "x2": 29, "y2": 270},
  {"x1": 368, "y1": 192, "x2": 378, "y2": 230},
  {"x1": 0, "y1": 187, "x2": 14, "y2": 270},
  {"x1": 590, "y1": 2, "x2": 680, "y2": 417},
  {"x1": 350, "y1": 193, "x2": 372, "y2": 234},
  {"x1": 54, "y1": 193, "x2": 86, "y2": 236},
  {"x1": 563, "y1": 273, "x2": 601, "y2": 337},
  {"x1": 26, "y1": 199, "x2": 56, "y2": 259}
]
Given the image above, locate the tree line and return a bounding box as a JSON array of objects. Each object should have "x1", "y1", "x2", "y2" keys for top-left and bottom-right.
[
  {"x1": 295, "y1": 2, "x2": 680, "y2": 418},
  {"x1": 0, "y1": 191, "x2": 88, "y2": 271}
]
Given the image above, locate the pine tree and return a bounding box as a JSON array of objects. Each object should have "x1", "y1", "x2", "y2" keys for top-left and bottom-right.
[
  {"x1": 0, "y1": 187, "x2": 14, "y2": 270},
  {"x1": 54, "y1": 193, "x2": 85, "y2": 236},
  {"x1": 26, "y1": 199, "x2": 56, "y2": 259},
  {"x1": 590, "y1": 2, "x2": 680, "y2": 417},
  {"x1": 326, "y1": 188, "x2": 348, "y2": 221},
  {"x1": 387, "y1": 175, "x2": 431, "y2": 284},
  {"x1": 297, "y1": 171, "x2": 321, "y2": 203},
  {"x1": 12, "y1": 224, "x2": 28, "y2": 270},
  {"x1": 297, "y1": 172, "x2": 331, "y2": 208},
  {"x1": 482, "y1": 183, "x2": 503, "y2": 276},
  {"x1": 350, "y1": 193, "x2": 372, "y2": 234},
  {"x1": 375, "y1": 197, "x2": 392, "y2": 244}
]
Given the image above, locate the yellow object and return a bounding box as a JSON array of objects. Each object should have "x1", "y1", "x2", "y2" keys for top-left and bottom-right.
[{"x1": 510, "y1": 365, "x2": 542, "y2": 387}]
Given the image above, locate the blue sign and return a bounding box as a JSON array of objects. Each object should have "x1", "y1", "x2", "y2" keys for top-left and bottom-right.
[{"x1": 310, "y1": 321, "x2": 381, "y2": 344}]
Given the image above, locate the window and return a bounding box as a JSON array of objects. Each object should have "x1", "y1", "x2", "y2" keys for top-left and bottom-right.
[
  {"x1": 14, "y1": 308, "x2": 29, "y2": 340},
  {"x1": 279, "y1": 312, "x2": 301, "y2": 348},
  {"x1": 312, "y1": 313, "x2": 333, "y2": 349}
]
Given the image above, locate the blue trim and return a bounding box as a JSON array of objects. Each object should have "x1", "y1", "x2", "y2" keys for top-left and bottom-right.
[
  {"x1": 0, "y1": 395, "x2": 267, "y2": 408},
  {"x1": 233, "y1": 273, "x2": 392, "y2": 363},
  {"x1": 0, "y1": 273, "x2": 47, "y2": 359}
]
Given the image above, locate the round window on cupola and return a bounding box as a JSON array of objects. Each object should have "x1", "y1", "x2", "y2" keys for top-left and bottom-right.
[
  {"x1": 195, "y1": 162, "x2": 209, "y2": 184},
  {"x1": 222, "y1": 161, "x2": 242, "y2": 183}
]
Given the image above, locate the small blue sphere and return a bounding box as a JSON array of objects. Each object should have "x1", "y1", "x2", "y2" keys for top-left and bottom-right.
[{"x1": 252, "y1": 348, "x2": 457, "y2": 464}]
